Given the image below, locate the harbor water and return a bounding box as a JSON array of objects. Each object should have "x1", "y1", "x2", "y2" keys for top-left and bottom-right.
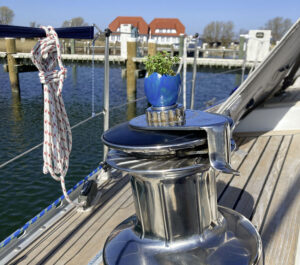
[{"x1": 0, "y1": 63, "x2": 241, "y2": 241}]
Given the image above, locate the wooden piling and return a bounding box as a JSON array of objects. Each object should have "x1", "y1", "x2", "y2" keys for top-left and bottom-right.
[
  {"x1": 179, "y1": 34, "x2": 184, "y2": 57},
  {"x1": 5, "y1": 38, "x2": 20, "y2": 94},
  {"x1": 62, "y1": 40, "x2": 65, "y2": 54},
  {"x1": 113, "y1": 42, "x2": 117, "y2": 55},
  {"x1": 141, "y1": 41, "x2": 145, "y2": 57},
  {"x1": 171, "y1": 44, "x2": 174, "y2": 57},
  {"x1": 148, "y1": 39, "x2": 157, "y2": 56},
  {"x1": 71, "y1": 39, "x2": 75, "y2": 54},
  {"x1": 126, "y1": 38, "x2": 137, "y2": 120},
  {"x1": 87, "y1": 41, "x2": 90, "y2": 55},
  {"x1": 239, "y1": 36, "x2": 245, "y2": 59}
]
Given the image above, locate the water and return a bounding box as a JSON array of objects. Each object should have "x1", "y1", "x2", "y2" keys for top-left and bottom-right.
[{"x1": 0, "y1": 63, "x2": 240, "y2": 241}]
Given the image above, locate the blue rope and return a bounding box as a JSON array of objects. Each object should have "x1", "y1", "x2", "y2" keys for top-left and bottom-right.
[{"x1": 0, "y1": 165, "x2": 102, "y2": 249}]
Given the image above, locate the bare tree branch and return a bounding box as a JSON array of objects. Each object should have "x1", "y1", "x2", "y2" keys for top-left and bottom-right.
[
  {"x1": 0, "y1": 6, "x2": 14, "y2": 25},
  {"x1": 62, "y1": 17, "x2": 88, "y2": 27},
  {"x1": 264, "y1": 17, "x2": 292, "y2": 43}
]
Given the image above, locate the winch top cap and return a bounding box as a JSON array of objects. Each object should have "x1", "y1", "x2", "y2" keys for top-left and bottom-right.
[{"x1": 102, "y1": 122, "x2": 207, "y2": 154}]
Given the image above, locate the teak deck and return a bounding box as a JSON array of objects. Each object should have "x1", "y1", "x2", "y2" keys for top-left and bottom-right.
[{"x1": 8, "y1": 87, "x2": 300, "y2": 265}]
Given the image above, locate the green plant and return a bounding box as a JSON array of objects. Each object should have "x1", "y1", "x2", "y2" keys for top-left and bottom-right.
[{"x1": 144, "y1": 51, "x2": 180, "y2": 76}]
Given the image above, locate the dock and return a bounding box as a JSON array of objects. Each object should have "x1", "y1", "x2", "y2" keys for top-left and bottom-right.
[
  {"x1": 6, "y1": 82, "x2": 300, "y2": 265},
  {"x1": 0, "y1": 51, "x2": 253, "y2": 68}
]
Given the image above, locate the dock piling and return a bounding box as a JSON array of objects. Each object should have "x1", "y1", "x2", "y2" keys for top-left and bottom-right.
[
  {"x1": 179, "y1": 34, "x2": 184, "y2": 57},
  {"x1": 147, "y1": 39, "x2": 157, "y2": 56},
  {"x1": 5, "y1": 38, "x2": 20, "y2": 94},
  {"x1": 126, "y1": 38, "x2": 137, "y2": 120},
  {"x1": 71, "y1": 39, "x2": 75, "y2": 54},
  {"x1": 239, "y1": 36, "x2": 245, "y2": 59}
]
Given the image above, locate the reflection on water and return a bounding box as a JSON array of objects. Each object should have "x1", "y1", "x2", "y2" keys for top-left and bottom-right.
[
  {"x1": 72, "y1": 65, "x2": 77, "y2": 85},
  {"x1": 11, "y1": 92, "x2": 22, "y2": 122},
  {"x1": 0, "y1": 63, "x2": 238, "y2": 241}
]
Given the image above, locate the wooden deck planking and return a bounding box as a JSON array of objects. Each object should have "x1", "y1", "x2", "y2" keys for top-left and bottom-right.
[
  {"x1": 250, "y1": 135, "x2": 292, "y2": 229},
  {"x1": 250, "y1": 135, "x2": 291, "y2": 228},
  {"x1": 9, "y1": 179, "x2": 133, "y2": 265},
  {"x1": 48, "y1": 185, "x2": 133, "y2": 265},
  {"x1": 218, "y1": 136, "x2": 270, "y2": 209},
  {"x1": 259, "y1": 134, "x2": 300, "y2": 265},
  {"x1": 216, "y1": 137, "x2": 256, "y2": 198},
  {"x1": 8, "y1": 131, "x2": 299, "y2": 265},
  {"x1": 234, "y1": 135, "x2": 283, "y2": 219}
]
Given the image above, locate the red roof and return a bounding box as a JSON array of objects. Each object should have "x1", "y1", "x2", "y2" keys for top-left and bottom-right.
[
  {"x1": 108, "y1": 16, "x2": 149, "y2": 35},
  {"x1": 149, "y1": 18, "x2": 185, "y2": 36}
]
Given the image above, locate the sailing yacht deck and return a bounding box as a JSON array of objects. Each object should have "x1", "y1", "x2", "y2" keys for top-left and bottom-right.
[{"x1": 7, "y1": 85, "x2": 300, "y2": 265}]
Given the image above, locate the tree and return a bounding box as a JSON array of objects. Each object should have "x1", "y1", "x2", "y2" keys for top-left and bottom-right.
[
  {"x1": 62, "y1": 17, "x2": 88, "y2": 27},
  {"x1": 202, "y1": 21, "x2": 235, "y2": 46},
  {"x1": 29, "y1": 21, "x2": 40, "y2": 28},
  {"x1": 0, "y1": 6, "x2": 14, "y2": 25},
  {"x1": 264, "y1": 17, "x2": 292, "y2": 43},
  {"x1": 202, "y1": 21, "x2": 221, "y2": 44},
  {"x1": 220, "y1": 21, "x2": 234, "y2": 46}
]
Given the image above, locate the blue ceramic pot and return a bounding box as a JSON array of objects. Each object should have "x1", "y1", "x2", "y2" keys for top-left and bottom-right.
[{"x1": 144, "y1": 73, "x2": 181, "y2": 107}]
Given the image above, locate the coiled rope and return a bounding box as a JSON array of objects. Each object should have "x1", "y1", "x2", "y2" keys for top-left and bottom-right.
[{"x1": 31, "y1": 26, "x2": 79, "y2": 206}]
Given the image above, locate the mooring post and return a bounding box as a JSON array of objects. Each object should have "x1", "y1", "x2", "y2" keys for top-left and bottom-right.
[
  {"x1": 113, "y1": 41, "x2": 117, "y2": 55},
  {"x1": 179, "y1": 34, "x2": 184, "y2": 57},
  {"x1": 5, "y1": 38, "x2": 20, "y2": 94},
  {"x1": 147, "y1": 39, "x2": 157, "y2": 56},
  {"x1": 62, "y1": 40, "x2": 65, "y2": 54},
  {"x1": 71, "y1": 39, "x2": 75, "y2": 54},
  {"x1": 126, "y1": 38, "x2": 137, "y2": 120},
  {"x1": 84, "y1": 41, "x2": 86, "y2": 54},
  {"x1": 141, "y1": 41, "x2": 145, "y2": 57},
  {"x1": 239, "y1": 36, "x2": 245, "y2": 59}
]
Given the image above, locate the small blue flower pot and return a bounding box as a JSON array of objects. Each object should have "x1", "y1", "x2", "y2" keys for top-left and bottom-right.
[{"x1": 144, "y1": 73, "x2": 181, "y2": 107}]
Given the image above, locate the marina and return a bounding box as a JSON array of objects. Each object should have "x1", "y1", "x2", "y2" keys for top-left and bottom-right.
[
  {"x1": 1, "y1": 71, "x2": 300, "y2": 265},
  {"x1": 0, "y1": 4, "x2": 299, "y2": 265}
]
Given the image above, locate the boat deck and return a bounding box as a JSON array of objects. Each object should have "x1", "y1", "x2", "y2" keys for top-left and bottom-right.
[{"x1": 8, "y1": 86, "x2": 300, "y2": 265}]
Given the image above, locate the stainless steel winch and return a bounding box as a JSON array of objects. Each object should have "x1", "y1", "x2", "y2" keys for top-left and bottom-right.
[{"x1": 102, "y1": 105, "x2": 262, "y2": 265}]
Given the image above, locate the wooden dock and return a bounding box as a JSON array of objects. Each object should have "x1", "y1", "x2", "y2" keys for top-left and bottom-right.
[
  {"x1": 7, "y1": 84, "x2": 300, "y2": 265},
  {"x1": 0, "y1": 51, "x2": 254, "y2": 68}
]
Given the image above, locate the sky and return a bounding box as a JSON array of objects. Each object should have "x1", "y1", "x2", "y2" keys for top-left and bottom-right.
[{"x1": 1, "y1": 0, "x2": 299, "y2": 35}]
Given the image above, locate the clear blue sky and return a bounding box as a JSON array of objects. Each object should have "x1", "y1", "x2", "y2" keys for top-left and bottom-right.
[{"x1": 1, "y1": 0, "x2": 299, "y2": 34}]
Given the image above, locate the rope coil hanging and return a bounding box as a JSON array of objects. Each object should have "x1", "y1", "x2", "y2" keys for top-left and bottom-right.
[{"x1": 31, "y1": 26, "x2": 79, "y2": 206}]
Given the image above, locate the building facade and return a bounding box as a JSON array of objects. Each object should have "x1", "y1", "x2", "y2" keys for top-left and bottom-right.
[
  {"x1": 149, "y1": 18, "x2": 185, "y2": 44},
  {"x1": 108, "y1": 16, "x2": 148, "y2": 42},
  {"x1": 108, "y1": 17, "x2": 185, "y2": 45}
]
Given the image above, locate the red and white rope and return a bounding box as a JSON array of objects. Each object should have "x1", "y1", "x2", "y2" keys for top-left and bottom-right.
[{"x1": 31, "y1": 26, "x2": 79, "y2": 206}]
